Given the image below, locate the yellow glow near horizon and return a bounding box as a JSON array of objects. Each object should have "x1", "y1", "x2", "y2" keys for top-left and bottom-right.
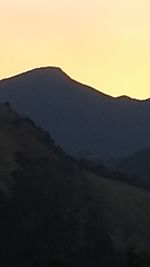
[{"x1": 1, "y1": 0, "x2": 150, "y2": 99}]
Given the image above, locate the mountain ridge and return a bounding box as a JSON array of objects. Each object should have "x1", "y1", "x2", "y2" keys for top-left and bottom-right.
[
  {"x1": 0, "y1": 103, "x2": 150, "y2": 266},
  {"x1": 0, "y1": 67, "x2": 150, "y2": 158},
  {"x1": 0, "y1": 102, "x2": 117, "y2": 267},
  {"x1": 0, "y1": 67, "x2": 113, "y2": 101},
  {"x1": 1, "y1": 66, "x2": 149, "y2": 101}
]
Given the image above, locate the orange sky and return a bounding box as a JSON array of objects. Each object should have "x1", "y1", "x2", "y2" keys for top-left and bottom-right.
[{"x1": 1, "y1": 0, "x2": 150, "y2": 99}]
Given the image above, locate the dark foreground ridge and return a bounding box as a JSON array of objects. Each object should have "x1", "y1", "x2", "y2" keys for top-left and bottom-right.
[
  {"x1": 0, "y1": 103, "x2": 150, "y2": 266},
  {"x1": 0, "y1": 103, "x2": 116, "y2": 267}
]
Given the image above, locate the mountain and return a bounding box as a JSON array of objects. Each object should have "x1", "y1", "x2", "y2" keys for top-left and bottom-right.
[
  {"x1": 0, "y1": 103, "x2": 116, "y2": 267},
  {"x1": 116, "y1": 147, "x2": 150, "y2": 187},
  {"x1": 0, "y1": 104, "x2": 150, "y2": 266},
  {"x1": 0, "y1": 67, "x2": 150, "y2": 158}
]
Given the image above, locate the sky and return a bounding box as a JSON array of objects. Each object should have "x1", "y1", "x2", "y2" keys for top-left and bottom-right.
[{"x1": 1, "y1": 0, "x2": 150, "y2": 99}]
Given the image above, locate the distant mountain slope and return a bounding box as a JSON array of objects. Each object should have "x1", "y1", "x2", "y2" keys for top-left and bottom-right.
[
  {"x1": 116, "y1": 147, "x2": 150, "y2": 187},
  {"x1": 0, "y1": 67, "x2": 150, "y2": 158}
]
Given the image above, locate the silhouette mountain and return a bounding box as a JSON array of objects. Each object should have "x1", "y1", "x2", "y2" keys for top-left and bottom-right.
[
  {"x1": 0, "y1": 103, "x2": 150, "y2": 266},
  {"x1": 0, "y1": 67, "x2": 150, "y2": 158},
  {"x1": 0, "y1": 103, "x2": 116, "y2": 267}
]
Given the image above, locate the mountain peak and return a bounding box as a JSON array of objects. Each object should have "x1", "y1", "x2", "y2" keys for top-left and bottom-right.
[
  {"x1": 34, "y1": 66, "x2": 70, "y2": 78},
  {"x1": 115, "y1": 95, "x2": 140, "y2": 102},
  {"x1": 32, "y1": 66, "x2": 64, "y2": 74},
  {"x1": 0, "y1": 66, "x2": 70, "y2": 84}
]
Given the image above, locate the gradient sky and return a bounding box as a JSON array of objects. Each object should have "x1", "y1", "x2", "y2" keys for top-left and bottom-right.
[{"x1": 1, "y1": 0, "x2": 150, "y2": 99}]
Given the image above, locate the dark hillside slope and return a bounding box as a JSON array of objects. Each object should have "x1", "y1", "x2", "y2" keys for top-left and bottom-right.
[
  {"x1": 89, "y1": 173, "x2": 150, "y2": 266},
  {"x1": 0, "y1": 104, "x2": 150, "y2": 266},
  {"x1": 0, "y1": 103, "x2": 116, "y2": 267},
  {"x1": 0, "y1": 67, "x2": 150, "y2": 158}
]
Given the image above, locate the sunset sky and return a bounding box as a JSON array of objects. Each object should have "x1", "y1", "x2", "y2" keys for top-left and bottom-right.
[{"x1": 1, "y1": 0, "x2": 150, "y2": 99}]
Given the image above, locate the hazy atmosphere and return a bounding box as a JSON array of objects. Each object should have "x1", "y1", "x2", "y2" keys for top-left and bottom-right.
[
  {"x1": 1, "y1": 1, "x2": 150, "y2": 266},
  {"x1": 1, "y1": 0, "x2": 150, "y2": 99}
]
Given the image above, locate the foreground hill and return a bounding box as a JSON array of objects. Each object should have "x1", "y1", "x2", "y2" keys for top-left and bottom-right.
[
  {"x1": 0, "y1": 104, "x2": 150, "y2": 266},
  {"x1": 0, "y1": 67, "x2": 150, "y2": 158},
  {"x1": 0, "y1": 103, "x2": 116, "y2": 267},
  {"x1": 89, "y1": 173, "x2": 150, "y2": 256}
]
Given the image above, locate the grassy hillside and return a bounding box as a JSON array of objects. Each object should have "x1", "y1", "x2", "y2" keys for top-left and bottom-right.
[
  {"x1": 88, "y1": 173, "x2": 150, "y2": 254},
  {"x1": 0, "y1": 103, "x2": 149, "y2": 266},
  {"x1": 0, "y1": 103, "x2": 116, "y2": 267}
]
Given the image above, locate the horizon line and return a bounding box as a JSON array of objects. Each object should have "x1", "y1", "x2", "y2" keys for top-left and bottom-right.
[{"x1": 0, "y1": 66, "x2": 149, "y2": 102}]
